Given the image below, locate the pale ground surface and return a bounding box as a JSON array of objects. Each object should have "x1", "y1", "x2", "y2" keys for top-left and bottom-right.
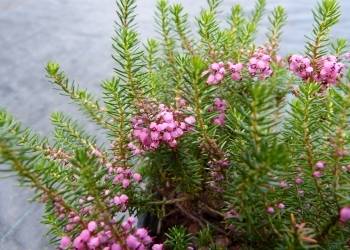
[{"x1": 0, "y1": 0, "x2": 349, "y2": 249}]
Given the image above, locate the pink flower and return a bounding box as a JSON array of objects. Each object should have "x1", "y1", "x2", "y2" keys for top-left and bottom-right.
[
  {"x1": 80, "y1": 229, "x2": 91, "y2": 242},
  {"x1": 87, "y1": 236, "x2": 100, "y2": 249},
  {"x1": 122, "y1": 179, "x2": 130, "y2": 188},
  {"x1": 248, "y1": 50, "x2": 273, "y2": 79},
  {"x1": 184, "y1": 116, "x2": 196, "y2": 126},
  {"x1": 73, "y1": 236, "x2": 84, "y2": 249},
  {"x1": 152, "y1": 244, "x2": 164, "y2": 250},
  {"x1": 163, "y1": 112, "x2": 174, "y2": 122},
  {"x1": 176, "y1": 98, "x2": 187, "y2": 107},
  {"x1": 59, "y1": 236, "x2": 71, "y2": 249},
  {"x1": 295, "y1": 177, "x2": 304, "y2": 185},
  {"x1": 130, "y1": 104, "x2": 194, "y2": 151},
  {"x1": 72, "y1": 215, "x2": 80, "y2": 223},
  {"x1": 65, "y1": 223, "x2": 75, "y2": 232},
  {"x1": 143, "y1": 235, "x2": 153, "y2": 245},
  {"x1": 126, "y1": 235, "x2": 141, "y2": 249},
  {"x1": 211, "y1": 98, "x2": 227, "y2": 126},
  {"x1": 267, "y1": 206, "x2": 275, "y2": 214},
  {"x1": 163, "y1": 132, "x2": 172, "y2": 141},
  {"x1": 315, "y1": 161, "x2": 325, "y2": 170},
  {"x1": 279, "y1": 180, "x2": 288, "y2": 188},
  {"x1": 213, "y1": 113, "x2": 225, "y2": 126},
  {"x1": 228, "y1": 62, "x2": 243, "y2": 81},
  {"x1": 315, "y1": 55, "x2": 344, "y2": 85},
  {"x1": 150, "y1": 131, "x2": 160, "y2": 140},
  {"x1": 135, "y1": 228, "x2": 149, "y2": 240},
  {"x1": 88, "y1": 221, "x2": 97, "y2": 232},
  {"x1": 111, "y1": 243, "x2": 122, "y2": 250},
  {"x1": 204, "y1": 62, "x2": 226, "y2": 85},
  {"x1": 120, "y1": 194, "x2": 128, "y2": 203},
  {"x1": 213, "y1": 98, "x2": 227, "y2": 112},
  {"x1": 277, "y1": 203, "x2": 285, "y2": 209},
  {"x1": 114, "y1": 194, "x2": 128, "y2": 208},
  {"x1": 289, "y1": 54, "x2": 313, "y2": 80},
  {"x1": 133, "y1": 173, "x2": 142, "y2": 182},
  {"x1": 312, "y1": 171, "x2": 322, "y2": 178},
  {"x1": 340, "y1": 207, "x2": 350, "y2": 223}
]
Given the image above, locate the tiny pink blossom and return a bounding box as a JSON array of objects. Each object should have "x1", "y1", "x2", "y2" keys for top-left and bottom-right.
[
  {"x1": 135, "y1": 228, "x2": 149, "y2": 240},
  {"x1": 163, "y1": 112, "x2": 174, "y2": 122},
  {"x1": 340, "y1": 207, "x2": 350, "y2": 223},
  {"x1": 152, "y1": 244, "x2": 164, "y2": 250},
  {"x1": 87, "y1": 236, "x2": 100, "y2": 249},
  {"x1": 111, "y1": 243, "x2": 122, "y2": 250},
  {"x1": 133, "y1": 173, "x2": 142, "y2": 182},
  {"x1": 205, "y1": 62, "x2": 226, "y2": 85},
  {"x1": 315, "y1": 161, "x2": 326, "y2": 170},
  {"x1": 119, "y1": 194, "x2": 129, "y2": 203},
  {"x1": 184, "y1": 116, "x2": 196, "y2": 126},
  {"x1": 126, "y1": 235, "x2": 141, "y2": 249},
  {"x1": 277, "y1": 203, "x2": 285, "y2": 209},
  {"x1": 88, "y1": 221, "x2": 97, "y2": 232},
  {"x1": 73, "y1": 236, "x2": 84, "y2": 249},
  {"x1": 295, "y1": 177, "x2": 304, "y2": 185},
  {"x1": 72, "y1": 216, "x2": 80, "y2": 223},
  {"x1": 80, "y1": 229, "x2": 91, "y2": 242},
  {"x1": 122, "y1": 179, "x2": 130, "y2": 188},
  {"x1": 60, "y1": 236, "x2": 71, "y2": 249},
  {"x1": 279, "y1": 180, "x2": 288, "y2": 188},
  {"x1": 312, "y1": 171, "x2": 322, "y2": 178},
  {"x1": 267, "y1": 207, "x2": 275, "y2": 214}
]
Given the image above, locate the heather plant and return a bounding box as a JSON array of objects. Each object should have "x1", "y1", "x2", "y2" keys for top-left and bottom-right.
[{"x1": 1, "y1": 0, "x2": 350, "y2": 249}]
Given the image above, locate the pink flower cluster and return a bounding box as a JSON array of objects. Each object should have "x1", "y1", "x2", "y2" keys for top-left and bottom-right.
[
  {"x1": 123, "y1": 217, "x2": 163, "y2": 250},
  {"x1": 266, "y1": 203, "x2": 285, "y2": 214},
  {"x1": 204, "y1": 62, "x2": 226, "y2": 85},
  {"x1": 113, "y1": 194, "x2": 129, "y2": 211},
  {"x1": 128, "y1": 104, "x2": 195, "y2": 154},
  {"x1": 60, "y1": 220, "x2": 112, "y2": 249},
  {"x1": 312, "y1": 160, "x2": 326, "y2": 179},
  {"x1": 315, "y1": 55, "x2": 345, "y2": 85},
  {"x1": 59, "y1": 217, "x2": 164, "y2": 250},
  {"x1": 203, "y1": 50, "x2": 273, "y2": 84},
  {"x1": 248, "y1": 50, "x2": 273, "y2": 80},
  {"x1": 53, "y1": 198, "x2": 92, "y2": 232},
  {"x1": 209, "y1": 98, "x2": 227, "y2": 126},
  {"x1": 288, "y1": 55, "x2": 314, "y2": 80},
  {"x1": 289, "y1": 54, "x2": 345, "y2": 85},
  {"x1": 111, "y1": 166, "x2": 142, "y2": 189},
  {"x1": 228, "y1": 62, "x2": 243, "y2": 81}
]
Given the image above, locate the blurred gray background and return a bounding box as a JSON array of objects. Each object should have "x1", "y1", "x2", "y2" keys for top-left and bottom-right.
[{"x1": 0, "y1": 0, "x2": 349, "y2": 249}]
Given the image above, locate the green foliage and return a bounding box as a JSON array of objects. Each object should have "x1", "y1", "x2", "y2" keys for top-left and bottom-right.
[
  {"x1": 196, "y1": 226, "x2": 214, "y2": 247},
  {"x1": 266, "y1": 6, "x2": 287, "y2": 56},
  {"x1": 46, "y1": 62, "x2": 109, "y2": 129},
  {"x1": 170, "y1": 3, "x2": 194, "y2": 55},
  {"x1": 305, "y1": 0, "x2": 341, "y2": 61},
  {"x1": 165, "y1": 226, "x2": 192, "y2": 250},
  {"x1": 113, "y1": 0, "x2": 146, "y2": 105},
  {"x1": 331, "y1": 38, "x2": 348, "y2": 56}
]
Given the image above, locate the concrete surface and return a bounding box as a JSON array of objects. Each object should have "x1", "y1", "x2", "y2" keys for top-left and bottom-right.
[{"x1": 0, "y1": 0, "x2": 349, "y2": 249}]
